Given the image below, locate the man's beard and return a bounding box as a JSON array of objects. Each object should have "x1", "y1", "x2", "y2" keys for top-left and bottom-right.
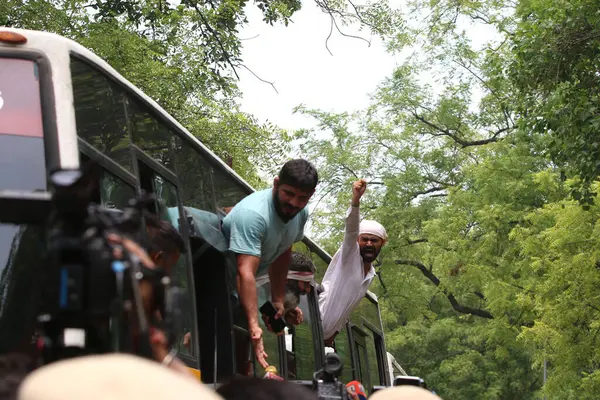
[
  {"x1": 360, "y1": 245, "x2": 380, "y2": 263},
  {"x1": 273, "y1": 193, "x2": 301, "y2": 222}
]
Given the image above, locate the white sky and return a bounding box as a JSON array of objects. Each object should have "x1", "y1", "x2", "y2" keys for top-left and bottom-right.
[{"x1": 237, "y1": 2, "x2": 400, "y2": 133}]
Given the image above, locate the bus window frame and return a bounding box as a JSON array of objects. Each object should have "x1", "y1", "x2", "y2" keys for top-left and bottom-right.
[
  {"x1": 134, "y1": 150, "x2": 202, "y2": 370},
  {"x1": 307, "y1": 282, "x2": 325, "y2": 371},
  {"x1": 0, "y1": 49, "x2": 59, "y2": 173},
  {"x1": 78, "y1": 138, "x2": 137, "y2": 188},
  {"x1": 365, "y1": 293, "x2": 391, "y2": 386},
  {"x1": 68, "y1": 52, "x2": 250, "y2": 193}
]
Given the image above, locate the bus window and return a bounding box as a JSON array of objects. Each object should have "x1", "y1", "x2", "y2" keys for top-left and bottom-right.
[
  {"x1": 173, "y1": 135, "x2": 215, "y2": 212},
  {"x1": 330, "y1": 327, "x2": 353, "y2": 383},
  {"x1": 352, "y1": 327, "x2": 371, "y2": 393},
  {"x1": 129, "y1": 99, "x2": 174, "y2": 170},
  {"x1": 99, "y1": 170, "x2": 135, "y2": 210},
  {"x1": 210, "y1": 167, "x2": 250, "y2": 214},
  {"x1": 286, "y1": 293, "x2": 316, "y2": 380},
  {"x1": 365, "y1": 328, "x2": 382, "y2": 388},
  {"x1": 0, "y1": 58, "x2": 43, "y2": 139},
  {"x1": 151, "y1": 173, "x2": 197, "y2": 359},
  {"x1": 70, "y1": 57, "x2": 133, "y2": 173}
]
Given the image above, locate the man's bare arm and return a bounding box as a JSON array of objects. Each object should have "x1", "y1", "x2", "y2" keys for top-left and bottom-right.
[
  {"x1": 236, "y1": 254, "x2": 261, "y2": 329},
  {"x1": 269, "y1": 247, "x2": 292, "y2": 309}
]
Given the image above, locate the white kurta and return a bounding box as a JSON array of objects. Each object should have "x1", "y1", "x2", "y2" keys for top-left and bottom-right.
[{"x1": 318, "y1": 206, "x2": 375, "y2": 340}]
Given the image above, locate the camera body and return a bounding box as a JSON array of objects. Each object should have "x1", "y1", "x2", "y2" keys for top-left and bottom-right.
[{"x1": 313, "y1": 353, "x2": 348, "y2": 400}]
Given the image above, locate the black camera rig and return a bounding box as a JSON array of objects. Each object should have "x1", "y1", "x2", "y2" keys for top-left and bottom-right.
[{"x1": 0, "y1": 166, "x2": 181, "y2": 365}]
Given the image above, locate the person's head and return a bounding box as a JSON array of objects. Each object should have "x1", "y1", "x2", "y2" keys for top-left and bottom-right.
[
  {"x1": 273, "y1": 159, "x2": 318, "y2": 222},
  {"x1": 217, "y1": 377, "x2": 317, "y2": 400},
  {"x1": 18, "y1": 354, "x2": 224, "y2": 400},
  {"x1": 358, "y1": 220, "x2": 387, "y2": 264},
  {"x1": 369, "y1": 386, "x2": 441, "y2": 400},
  {"x1": 287, "y1": 251, "x2": 314, "y2": 293},
  {"x1": 145, "y1": 214, "x2": 185, "y2": 273}
]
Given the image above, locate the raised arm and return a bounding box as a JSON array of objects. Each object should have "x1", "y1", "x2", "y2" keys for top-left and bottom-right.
[{"x1": 342, "y1": 179, "x2": 367, "y2": 250}]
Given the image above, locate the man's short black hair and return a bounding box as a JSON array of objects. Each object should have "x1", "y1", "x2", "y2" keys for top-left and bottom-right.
[
  {"x1": 290, "y1": 251, "x2": 316, "y2": 274},
  {"x1": 145, "y1": 214, "x2": 185, "y2": 256},
  {"x1": 278, "y1": 159, "x2": 318, "y2": 192},
  {"x1": 217, "y1": 377, "x2": 317, "y2": 400}
]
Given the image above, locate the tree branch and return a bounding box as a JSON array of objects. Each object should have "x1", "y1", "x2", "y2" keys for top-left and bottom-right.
[
  {"x1": 395, "y1": 259, "x2": 494, "y2": 319},
  {"x1": 412, "y1": 112, "x2": 510, "y2": 148}
]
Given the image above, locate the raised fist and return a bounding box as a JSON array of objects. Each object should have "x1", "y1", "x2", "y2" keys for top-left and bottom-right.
[{"x1": 352, "y1": 179, "x2": 367, "y2": 199}]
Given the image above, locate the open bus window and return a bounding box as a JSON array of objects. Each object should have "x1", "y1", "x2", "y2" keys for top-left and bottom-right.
[
  {"x1": 285, "y1": 293, "x2": 316, "y2": 380},
  {"x1": 151, "y1": 173, "x2": 197, "y2": 358}
]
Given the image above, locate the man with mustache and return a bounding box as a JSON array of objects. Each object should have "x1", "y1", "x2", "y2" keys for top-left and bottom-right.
[
  {"x1": 319, "y1": 179, "x2": 387, "y2": 347},
  {"x1": 222, "y1": 159, "x2": 318, "y2": 372}
]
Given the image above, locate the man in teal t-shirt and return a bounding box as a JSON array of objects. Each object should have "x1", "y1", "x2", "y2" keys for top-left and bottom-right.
[{"x1": 222, "y1": 159, "x2": 318, "y2": 371}]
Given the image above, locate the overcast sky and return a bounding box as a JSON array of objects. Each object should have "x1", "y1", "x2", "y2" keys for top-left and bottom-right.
[{"x1": 236, "y1": 2, "x2": 400, "y2": 133}]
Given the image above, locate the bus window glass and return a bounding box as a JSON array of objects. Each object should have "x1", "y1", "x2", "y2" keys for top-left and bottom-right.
[
  {"x1": 366, "y1": 329, "x2": 381, "y2": 387},
  {"x1": 0, "y1": 225, "x2": 44, "y2": 355},
  {"x1": 350, "y1": 297, "x2": 382, "y2": 333},
  {"x1": 70, "y1": 57, "x2": 132, "y2": 172},
  {"x1": 100, "y1": 170, "x2": 135, "y2": 210},
  {"x1": 352, "y1": 329, "x2": 371, "y2": 393},
  {"x1": 287, "y1": 294, "x2": 315, "y2": 380},
  {"x1": 173, "y1": 136, "x2": 215, "y2": 212},
  {"x1": 0, "y1": 58, "x2": 43, "y2": 138},
  {"x1": 209, "y1": 166, "x2": 250, "y2": 213},
  {"x1": 128, "y1": 100, "x2": 174, "y2": 169},
  {"x1": 152, "y1": 174, "x2": 197, "y2": 358},
  {"x1": 334, "y1": 328, "x2": 354, "y2": 383}
]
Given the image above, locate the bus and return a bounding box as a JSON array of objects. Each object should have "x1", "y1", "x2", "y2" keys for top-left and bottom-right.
[{"x1": 0, "y1": 27, "x2": 394, "y2": 392}]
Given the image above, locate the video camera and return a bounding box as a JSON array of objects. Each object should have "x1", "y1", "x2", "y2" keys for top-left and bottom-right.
[
  {"x1": 312, "y1": 353, "x2": 348, "y2": 400},
  {"x1": 0, "y1": 165, "x2": 181, "y2": 365}
]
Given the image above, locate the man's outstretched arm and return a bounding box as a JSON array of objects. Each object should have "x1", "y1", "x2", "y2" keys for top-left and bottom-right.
[
  {"x1": 268, "y1": 247, "x2": 292, "y2": 320},
  {"x1": 236, "y1": 254, "x2": 269, "y2": 368}
]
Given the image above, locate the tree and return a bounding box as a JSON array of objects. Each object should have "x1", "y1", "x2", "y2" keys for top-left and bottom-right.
[{"x1": 509, "y1": 0, "x2": 600, "y2": 206}]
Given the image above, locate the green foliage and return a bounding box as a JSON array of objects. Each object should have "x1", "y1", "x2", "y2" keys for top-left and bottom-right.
[
  {"x1": 509, "y1": 0, "x2": 600, "y2": 205},
  {"x1": 294, "y1": 0, "x2": 600, "y2": 397}
]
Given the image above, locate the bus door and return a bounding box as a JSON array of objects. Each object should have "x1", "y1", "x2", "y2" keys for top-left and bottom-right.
[{"x1": 0, "y1": 45, "x2": 56, "y2": 357}]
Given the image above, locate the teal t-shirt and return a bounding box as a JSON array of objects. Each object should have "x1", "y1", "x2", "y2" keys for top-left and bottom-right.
[{"x1": 222, "y1": 188, "x2": 308, "y2": 279}]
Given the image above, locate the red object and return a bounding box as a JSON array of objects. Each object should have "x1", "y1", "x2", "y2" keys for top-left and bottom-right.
[{"x1": 346, "y1": 381, "x2": 367, "y2": 400}]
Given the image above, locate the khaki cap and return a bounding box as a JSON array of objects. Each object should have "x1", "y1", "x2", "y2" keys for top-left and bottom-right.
[{"x1": 18, "y1": 354, "x2": 223, "y2": 400}]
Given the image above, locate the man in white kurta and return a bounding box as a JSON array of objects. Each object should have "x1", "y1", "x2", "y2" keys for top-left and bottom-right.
[{"x1": 318, "y1": 179, "x2": 388, "y2": 345}]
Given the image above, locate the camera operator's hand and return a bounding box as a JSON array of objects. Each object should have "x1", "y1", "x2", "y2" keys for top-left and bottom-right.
[{"x1": 250, "y1": 325, "x2": 269, "y2": 369}]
